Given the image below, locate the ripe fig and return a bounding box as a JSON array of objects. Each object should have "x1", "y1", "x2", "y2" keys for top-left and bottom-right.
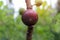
[
  {"x1": 22, "y1": 9, "x2": 38, "y2": 26},
  {"x1": 19, "y1": 8, "x2": 25, "y2": 15}
]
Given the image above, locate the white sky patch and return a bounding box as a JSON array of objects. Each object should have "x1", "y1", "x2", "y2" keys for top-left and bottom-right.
[
  {"x1": 12, "y1": 0, "x2": 57, "y2": 10},
  {"x1": 2, "y1": 0, "x2": 57, "y2": 10},
  {"x1": 12, "y1": 0, "x2": 26, "y2": 11}
]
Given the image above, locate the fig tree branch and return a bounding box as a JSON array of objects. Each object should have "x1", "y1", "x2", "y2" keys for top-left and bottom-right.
[{"x1": 25, "y1": 0, "x2": 32, "y2": 9}]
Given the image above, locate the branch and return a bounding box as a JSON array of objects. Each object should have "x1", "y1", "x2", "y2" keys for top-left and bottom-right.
[
  {"x1": 25, "y1": 0, "x2": 33, "y2": 40},
  {"x1": 26, "y1": 26, "x2": 33, "y2": 40},
  {"x1": 25, "y1": 0, "x2": 32, "y2": 9}
]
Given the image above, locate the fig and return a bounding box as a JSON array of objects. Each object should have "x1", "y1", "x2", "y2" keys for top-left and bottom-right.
[
  {"x1": 35, "y1": 0, "x2": 42, "y2": 7},
  {"x1": 19, "y1": 8, "x2": 25, "y2": 15},
  {"x1": 22, "y1": 9, "x2": 38, "y2": 26}
]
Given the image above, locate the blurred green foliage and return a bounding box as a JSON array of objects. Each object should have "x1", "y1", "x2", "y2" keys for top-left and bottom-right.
[{"x1": 0, "y1": 1, "x2": 60, "y2": 40}]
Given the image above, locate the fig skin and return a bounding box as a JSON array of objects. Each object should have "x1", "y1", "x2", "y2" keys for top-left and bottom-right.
[
  {"x1": 35, "y1": 2, "x2": 42, "y2": 7},
  {"x1": 35, "y1": 1, "x2": 42, "y2": 7},
  {"x1": 22, "y1": 9, "x2": 38, "y2": 26},
  {"x1": 19, "y1": 8, "x2": 25, "y2": 15}
]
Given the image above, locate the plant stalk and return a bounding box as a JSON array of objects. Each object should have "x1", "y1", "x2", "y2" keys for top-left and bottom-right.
[
  {"x1": 26, "y1": 26, "x2": 33, "y2": 40},
  {"x1": 25, "y1": 0, "x2": 32, "y2": 9},
  {"x1": 25, "y1": 0, "x2": 33, "y2": 40}
]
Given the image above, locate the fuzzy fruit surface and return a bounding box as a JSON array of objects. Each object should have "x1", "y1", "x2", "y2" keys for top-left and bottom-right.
[
  {"x1": 22, "y1": 9, "x2": 38, "y2": 26},
  {"x1": 35, "y1": 2, "x2": 42, "y2": 7},
  {"x1": 19, "y1": 8, "x2": 25, "y2": 15},
  {"x1": 35, "y1": 0, "x2": 42, "y2": 7}
]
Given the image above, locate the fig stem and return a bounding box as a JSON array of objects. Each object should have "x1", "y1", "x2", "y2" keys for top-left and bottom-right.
[
  {"x1": 26, "y1": 26, "x2": 33, "y2": 40},
  {"x1": 25, "y1": 0, "x2": 32, "y2": 9}
]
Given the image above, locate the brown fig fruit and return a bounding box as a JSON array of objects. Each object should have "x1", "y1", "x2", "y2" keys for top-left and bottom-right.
[{"x1": 22, "y1": 9, "x2": 38, "y2": 26}]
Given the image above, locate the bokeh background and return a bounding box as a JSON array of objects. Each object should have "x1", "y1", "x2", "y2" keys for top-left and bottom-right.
[{"x1": 0, "y1": 0, "x2": 60, "y2": 40}]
